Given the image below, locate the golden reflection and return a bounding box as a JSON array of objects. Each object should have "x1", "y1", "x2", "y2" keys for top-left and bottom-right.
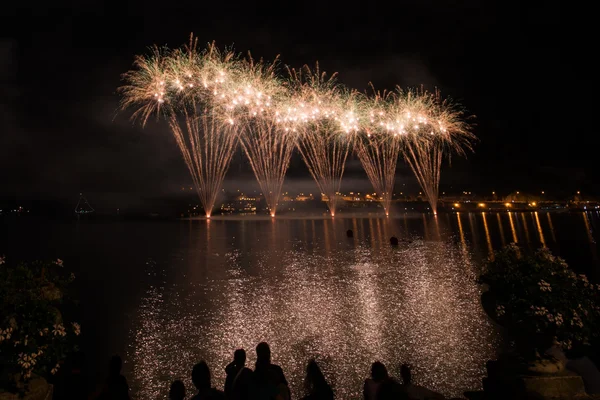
[
  {"x1": 467, "y1": 213, "x2": 478, "y2": 248},
  {"x1": 520, "y1": 213, "x2": 531, "y2": 244},
  {"x1": 508, "y1": 212, "x2": 518, "y2": 243},
  {"x1": 482, "y1": 213, "x2": 494, "y2": 259},
  {"x1": 433, "y1": 214, "x2": 442, "y2": 241},
  {"x1": 368, "y1": 218, "x2": 376, "y2": 248},
  {"x1": 496, "y1": 213, "x2": 506, "y2": 246},
  {"x1": 456, "y1": 213, "x2": 467, "y2": 251},
  {"x1": 534, "y1": 212, "x2": 546, "y2": 247},
  {"x1": 582, "y1": 213, "x2": 598, "y2": 262},
  {"x1": 582, "y1": 212, "x2": 596, "y2": 244},
  {"x1": 547, "y1": 213, "x2": 557, "y2": 243},
  {"x1": 352, "y1": 218, "x2": 359, "y2": 246},
  {"x1": 376, "y1": 218, "x2": 384, "y2": 246},
  {"x1": 324, "y1": 219, "x2": 331, "y2": 253},
  {"x1": 302, "y1": 219, "x2": 308, "y2": 242},
  {"x1": 422, "y1": 214, "x2": 430, "y2": 241}
]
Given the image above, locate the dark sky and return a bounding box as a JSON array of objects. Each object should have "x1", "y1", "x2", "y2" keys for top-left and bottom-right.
[{"x1": 1, "y1": 0, "x2": 579, "y2": 212}]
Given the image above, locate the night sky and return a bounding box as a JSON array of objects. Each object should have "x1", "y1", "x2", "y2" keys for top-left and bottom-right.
[{"x1": 1, "y1": 1, "x2": 580, "y2": 213}]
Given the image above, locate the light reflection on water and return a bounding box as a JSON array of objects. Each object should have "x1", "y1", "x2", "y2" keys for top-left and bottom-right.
[{"x1": 126, "y1": 212, "x2": 600, "y2": 399}]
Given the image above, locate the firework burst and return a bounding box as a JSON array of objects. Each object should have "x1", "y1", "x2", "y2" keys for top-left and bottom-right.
[
  {"x1": 395, "y1": 88, "x2": 475, "y2": 215},
  {"x1": 219, "y1": 55, "x2": 294, "y2": 217},
  {"x1": 121, "y1": 36, "x2": 242, "y2": 217},
  {"x1": 284, "y1": 64, "x2": 358, "y2": 216},
  {"x1": 120, "y1": 35, "x2": 475, "y2": 218},
  {"x1": 354, "y1": 89, "x2": 406, "y2": 216}
]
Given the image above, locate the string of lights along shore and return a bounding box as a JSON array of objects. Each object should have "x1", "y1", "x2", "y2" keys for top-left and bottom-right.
[{"x1": 120, "y1": 35, "x2": 475, "y2": 218}]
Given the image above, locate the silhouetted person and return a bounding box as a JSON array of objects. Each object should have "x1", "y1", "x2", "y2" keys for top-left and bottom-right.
[
  {"x1": 347, "y1": 229, "x2": 354, "y2": 238},
  {"x1": 169, "y1": 380, "x2": 186, "y2": 400},
  {"x1": 399, "y1": 364, "x2": 444, "y2": 400},
  {"x1": 225, "y1": 349, "x2": 253, "y2": 400},
  {"x1": 98, "y1": 355, "x2": 130, "y2": 400},
  {"x1": 364, "y1": 362, "x2": 388, "y2": 400},
  {"x1": 253, "y1": 342, "x2": 290, "y2": 400},
  {"x1": 377, "y1": 378, "x2": 408, "y2": 400},
  {"x1": 302, "y1": 359, "x2": 333, "y2": 400},
  {"x1": 53, "y1": 351, "x2": 88, "y2": 400},
  {"x1": 390, "y1": 237, "x2": 399, "y2": 246},
  {"x1": 191, "y1": 361, "x2": 225, "y2": 400}
]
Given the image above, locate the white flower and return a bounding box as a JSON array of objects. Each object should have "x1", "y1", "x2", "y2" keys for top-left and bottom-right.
[
  {"x1": 533, "y1": 306, "x2": 549, "y2": 316},
  {"x1": 55, "y1": 258, "x2": 64, "y2": 267},
  {"x1": 555, "y1": 313, "x2": 564, "y2": 326},
  {"x1": 0, "y1": 255, "x2": 5, "y2": 265},
  {"x1": 538, "y1": 280, "x2": 552, "y2": 292},
  {"x1": 50, "y1": 363, "x2": 60, "y2": 375},
  {"x1": 71, "y1": 322, "x2": 81, "y2": 336},
  {"x1": 70, "y1": 272, "x2": 76, "y2": 281},
  {"x1": 53, "y1": 324, "x2": 66, "y2": 337}
]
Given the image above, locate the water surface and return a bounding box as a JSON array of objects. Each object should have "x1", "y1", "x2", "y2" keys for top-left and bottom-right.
[{"x1": 1, "y1": 211, "x2": 598, "y2": 399}]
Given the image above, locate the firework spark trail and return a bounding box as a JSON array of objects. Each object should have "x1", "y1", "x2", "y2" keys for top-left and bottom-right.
[
  {"x1": 216, "y1": 55, "x2": 296, "y2": 216},
  {"x1": 169, "y1": 107, "x2": 238, "y2": 217},
  {"x1": 403, "y1": 139, "x2": 443, "y2": 214},
  {"x1": 238, "y1": 117, "x2": 296, "y2": 216},
  {"x1": 355, "y1": 134, "x2": 402, "y2": 216},
  {"x1": 285, "y1": 65, "x2": 357, "y2": 216},
  {"x1": 120, "y1": 37, "x2": 475, "y2": 218},
  {"x1": 396, "y1": 88, "x2": 475, "y2": 215},
  {"x1": 355, "y1": 91, "x2": 404, "y2": 216}
]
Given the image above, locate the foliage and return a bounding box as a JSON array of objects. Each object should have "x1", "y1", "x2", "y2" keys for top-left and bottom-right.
[
  {"x1": 0, "y1": 256, "x2": 80, "y2": 394},
  {"x1": 479, "y1": 244, "x2": 600, "y2": 359}
]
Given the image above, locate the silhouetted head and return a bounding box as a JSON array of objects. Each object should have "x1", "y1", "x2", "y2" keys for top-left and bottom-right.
[
  {"x1": 108, "y1": 355, "x2": 122, "y2": 376},
  {"x1": 234, "y1": 349, "x2": 246, "y2": 366},
  {"x1": 256, "y1": 342, "x2": 271, "y2": 365},
  {"x1": 371, "y1": 362, "x2": 388, "y2": 382},
  {"x1": 305, "y1": 359, "x2": 328, "y2": 393},
  {"x1": 400, "y1": 364, "x2": 411, "y2": 385},
  {"x1": 346, "y1": 229, "x2": 353, "y2": 238},
  {"x1": 169, "y1": 380, "x2": 186, "y2": 400},
  {"x1": 390, "y1": 237, "x2": 399, "y2": 246},
  {"x1": 192, "y1": 361, "x2": 211, "y2": 391}
]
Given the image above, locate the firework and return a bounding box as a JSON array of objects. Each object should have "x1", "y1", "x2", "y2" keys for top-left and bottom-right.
[
  {"x1": 220, "y1": 55, "x2": 294, "y2": 217},
  {"x1": 285, "y1": 64, "x2": 358, "y2": 216},
  {"x1": 120, "y1": 36, "x2": 475, "y2": 218},
  {"x1": 396, "y1": 88, "x2": 474, "y2": 215},
  {"x1": 355, "y1": 90, "x2": 404, "y2": 216},
  {"x1": 121, "y1": 36, "x2": 241, "y2": 217}
]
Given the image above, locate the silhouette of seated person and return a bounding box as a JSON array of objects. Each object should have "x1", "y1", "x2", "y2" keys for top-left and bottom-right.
[
  {"x1": 364, "y1": 362, "x2": 389, "y2": 400},
  {"x1": 399, "y1": 364, "x2": 444, "y2": 400},
  {"x1": 53, "y1": 350, "x2": 88, "y2": 400},
  {"x1": 190, "y1": 361, "x2": 225, "y2": 400},
  {"x1": 252, "y1": 342, "x2": 290, "y2": 400},
  {"x1": 377, "y1": 378, "x2": 408, "y2": 400},
  {"x1": 225, "y1": 349, "x2": 253, "y2": 400},
  {"x1": 301, "y1": 359, "x2": 333, "y2": 400},
  {"x1": 97, "y1": 355, "x2": 130, "y2": 400},
  {"x1": 169, "y1": 380, "x2": 186, "y2": 400}
]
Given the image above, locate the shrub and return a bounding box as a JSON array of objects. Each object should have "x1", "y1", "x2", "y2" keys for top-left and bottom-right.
[
  {"x1": 0, "y1": 256, "x2": 80, "y2": 394},
  {"x1": 479, "y1": 244, "x2": 600, "y2": 359}
]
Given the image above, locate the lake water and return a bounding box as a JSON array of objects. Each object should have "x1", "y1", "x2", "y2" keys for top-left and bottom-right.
[{"x1": 1, "y1": 211, "x2": 599, "y2": 399}]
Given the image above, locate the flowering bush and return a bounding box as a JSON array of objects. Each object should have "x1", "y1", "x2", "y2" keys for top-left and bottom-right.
[
  {"x1": 0, "y1": 256, "x2": 80, "y2": 394},
  {"x1": 479, "y1": 244, "x2": 600, "y2": 359}
]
